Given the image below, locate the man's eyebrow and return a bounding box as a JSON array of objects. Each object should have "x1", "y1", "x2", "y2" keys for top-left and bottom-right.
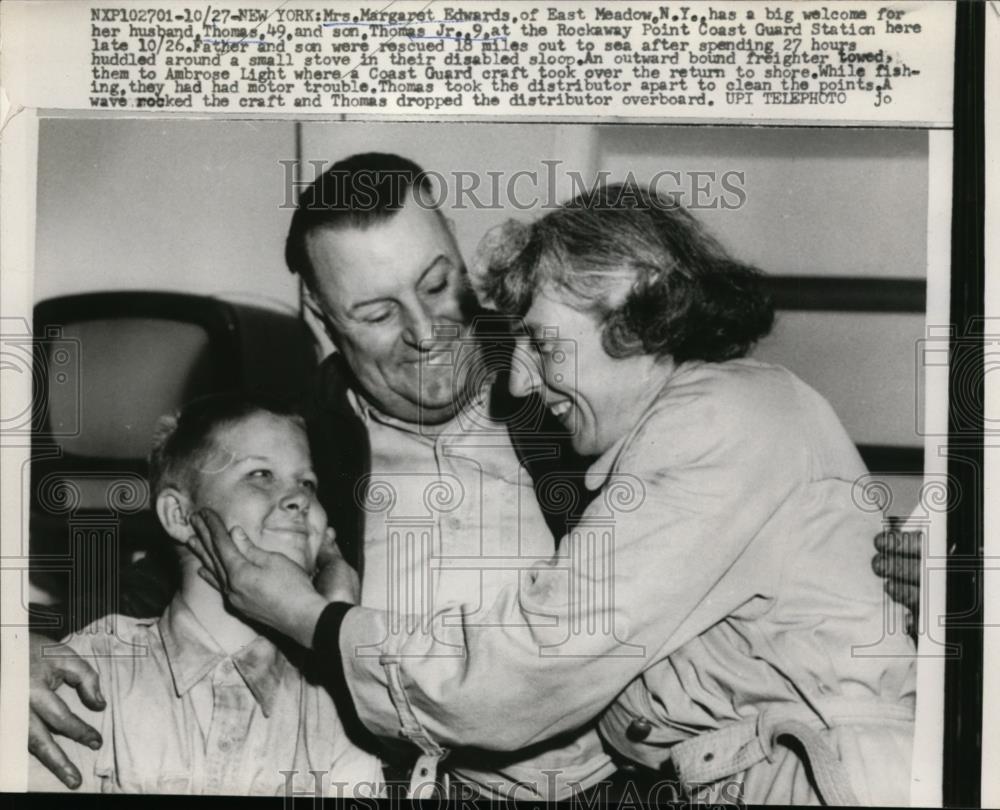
[{"x1": 347, "y1": 254, "x2": 451, "y2": 314}]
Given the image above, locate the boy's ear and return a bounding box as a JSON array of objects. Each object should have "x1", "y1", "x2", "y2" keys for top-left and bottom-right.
[{"x1": 156, "y1": 487, "x2": 196, "y2": 544}]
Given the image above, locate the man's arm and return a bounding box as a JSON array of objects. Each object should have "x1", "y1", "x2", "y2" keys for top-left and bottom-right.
[
  {"x1": 28, "y1": 724, "x2": 101, "y2": 793},
  {"x1": 28, "y1": 632, "x2": 106, "y2": 789},
  {"x1": 872, "y1": 524, "x2": 922, "y2": 619}
]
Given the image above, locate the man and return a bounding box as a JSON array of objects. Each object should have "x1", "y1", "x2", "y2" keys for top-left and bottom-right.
[
  {"x1": 29, "y1": 153, "x2": 922, "y2": 796},
  {"x1": 283, "y1": 153, "x2": 615, "y2": 797}
]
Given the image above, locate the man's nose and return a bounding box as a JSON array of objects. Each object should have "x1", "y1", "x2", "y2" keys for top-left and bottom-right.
[
  {"x1": 509, "y1": 337, "x2": 543, "y2": 398},
  {"x1": 401, "y1": 303, "x2": 437, "y2": 350}
]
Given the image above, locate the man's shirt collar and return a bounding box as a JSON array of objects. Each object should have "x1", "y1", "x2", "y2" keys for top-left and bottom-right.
[{"x1": 345, "y1": 379, "x2": 495, "y2": 438}]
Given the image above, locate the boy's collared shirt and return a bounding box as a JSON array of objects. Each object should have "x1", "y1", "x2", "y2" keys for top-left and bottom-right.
[
  {"x1": 161, "y1": 596, "x2": 289, "y2": 729},
  {"x1": 29, "y1": 597, "x2": 383, "y2": 796}
]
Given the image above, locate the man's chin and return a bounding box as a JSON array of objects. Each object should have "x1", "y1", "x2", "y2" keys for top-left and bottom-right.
[
  {"x1": 422, "y1": 370, "x2": 482, "y2": 410},
  {"x1": 395, "y1": 384, "x2": 467, "y2": 423},
  {"x1": 413, "y1": 400, "x2": 462, "y2": 426}
]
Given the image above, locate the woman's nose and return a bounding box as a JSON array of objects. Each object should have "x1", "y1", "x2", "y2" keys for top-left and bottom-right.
[{"x1": 509, "y1": 337, "x2": 543, "y2": 398}]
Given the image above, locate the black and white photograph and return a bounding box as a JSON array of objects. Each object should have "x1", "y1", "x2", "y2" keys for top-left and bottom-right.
[
  {"x1": 10, "y1": 117, "x2": 943, "y2": 802},
  {"x1": 0, "y1": 1, "x2": 990, "y2": 807}
]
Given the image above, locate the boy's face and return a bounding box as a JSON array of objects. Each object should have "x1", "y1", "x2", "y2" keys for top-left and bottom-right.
[{"x1": 191, "y1": 412, "x2": 327, "y2": 572}]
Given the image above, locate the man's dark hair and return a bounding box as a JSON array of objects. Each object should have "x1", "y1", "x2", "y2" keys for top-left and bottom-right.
[
  {"x1": 148, "y1": 392, "x2": 306, "y2": 499},
  {"x1": 285, "y1": 152, "x2": 434, "y2": 288},
  {"x1": 483, "y1": 182, "x2": 774, "y2": 364}
]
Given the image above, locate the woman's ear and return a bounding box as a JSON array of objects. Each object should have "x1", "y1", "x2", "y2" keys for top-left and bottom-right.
[{"x1": 156, "y1": 487, "x2": 196, "y2": 544}]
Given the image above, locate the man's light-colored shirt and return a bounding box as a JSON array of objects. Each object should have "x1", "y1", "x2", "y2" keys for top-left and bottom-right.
[
  {"x1": 29, "y1": 597, "x2": 383, "y2": 796},
  {"x1": 347, "y1": 385, "x2": 615, "y2": 800}
]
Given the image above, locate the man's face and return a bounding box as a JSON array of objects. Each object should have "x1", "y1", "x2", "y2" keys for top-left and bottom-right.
[
  {"x1": 305, "y1": 197, "x2": 482, "y2": 425},
  {"x1": 512, "y1": 287, "x2": 662, "y2": 457},
  {"x1": 193, "y1": 412, "x2": 327, "y2": 572}
]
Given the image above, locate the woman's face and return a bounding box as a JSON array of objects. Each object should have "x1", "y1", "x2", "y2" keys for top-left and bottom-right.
[{"x1": 510, "y1": 287, "x2": 666, "y2": 457}]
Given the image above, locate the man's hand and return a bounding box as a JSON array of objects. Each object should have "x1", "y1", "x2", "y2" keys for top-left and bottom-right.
[
  {"x1": 187, "y1": 509, "x2": 330, "y2": 648},
  {"x1": 314, "y1": 530, "x2": 361, "y2": 604},
  {"x1": 872, "y1": 525, "x2": 922, "y2": 618},
  {"x1": 28, "y1": 631, "x2": 105, "y2": 789}
]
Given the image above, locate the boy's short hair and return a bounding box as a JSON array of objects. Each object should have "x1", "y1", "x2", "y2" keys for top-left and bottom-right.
[{"x1": 148, "y1": 393, "x2": 305, "y2": 499}]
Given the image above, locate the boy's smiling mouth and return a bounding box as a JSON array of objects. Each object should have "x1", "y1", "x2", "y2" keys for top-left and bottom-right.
[{"x1": 266, "y1": 526, "x2": 310, "y2": 537}]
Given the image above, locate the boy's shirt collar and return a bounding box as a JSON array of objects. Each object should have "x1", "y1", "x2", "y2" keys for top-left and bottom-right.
[{"x1": 159, "y1": 596, "x2": 289, "y2": 717}]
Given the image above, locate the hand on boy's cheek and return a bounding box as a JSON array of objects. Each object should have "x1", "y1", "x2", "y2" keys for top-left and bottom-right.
[
  {"x1": 314, "y1": 530, "x2": 360, "y2": 604},
  {"x1": 186, "y1": 513, "x2": 228, "y2": 591},
  {"x1": 192, "y1": 509, "x2": 328, "y2": 645}
]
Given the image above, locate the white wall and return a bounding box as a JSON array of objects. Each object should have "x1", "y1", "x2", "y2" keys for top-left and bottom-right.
[
  {"x1": 34, "y1": 119, "x2": 300, "y2": 312},
  {"x1": 298, "y1": 120, "x2": 595, "y2": 262},
  {"x1": 595, "y1": 126, "x2": 927, "y2": 279}
]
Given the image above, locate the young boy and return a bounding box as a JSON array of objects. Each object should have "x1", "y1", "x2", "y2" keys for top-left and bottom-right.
[{"x1": 29, "y1": 394, "x2": 383, "y2": 796}]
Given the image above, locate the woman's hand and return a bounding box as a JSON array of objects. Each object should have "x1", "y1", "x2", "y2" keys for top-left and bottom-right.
[{"x1": 188, "y1": 509, "x2": 329, "y2": 648}]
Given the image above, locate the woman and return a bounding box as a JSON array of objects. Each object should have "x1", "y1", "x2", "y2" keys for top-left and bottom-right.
[{"x1": 191, "y1": 183, "x2": 916, "y2": 805}]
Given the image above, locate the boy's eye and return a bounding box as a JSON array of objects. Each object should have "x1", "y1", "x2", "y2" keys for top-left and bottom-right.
[
  {"x1": 248, "y1": 469, "x2": 273, "y2": 482},
  {"x1": 301, "y1": 478, "x2": 318, "y2": 493},
  {"x1": 426, "y1": 277, "x2": 448, "y2": 294}
]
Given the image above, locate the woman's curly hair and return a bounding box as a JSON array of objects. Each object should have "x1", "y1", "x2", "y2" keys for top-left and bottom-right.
[{"x1": 478, "y1": 183, "x2": 774, "y2": 363}]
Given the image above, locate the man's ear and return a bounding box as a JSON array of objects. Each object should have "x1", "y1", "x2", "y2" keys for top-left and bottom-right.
[
  {"x1": 302, "y1": 287, "x2": 344, "y2": 351},
  {"x1": 156, "y1": 487, "x2": 196, "y2": 544}
]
